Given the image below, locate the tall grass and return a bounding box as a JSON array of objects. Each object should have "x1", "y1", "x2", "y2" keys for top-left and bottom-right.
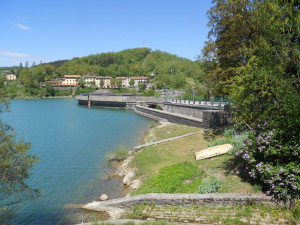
[
  {"x1": 106, "y1": 147, "x2": 130, "y2": 161},
  {"x1": 224, "y1": 125, "x2": 250, "y2": 153},
  {"x1": 207, "y1": 125, "x2": 250, "y2": 154}
]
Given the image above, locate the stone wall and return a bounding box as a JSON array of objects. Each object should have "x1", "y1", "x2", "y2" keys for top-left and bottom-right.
[
  {"x1": 202, "y1": 110, "x2": 231, "y2": 128},
  {"x1": 84, "y1": 193, "x2": 280, "y2": 211},
  {"x1": 135, "y1": 106, "x2": 204, "y2": 128},
  {"x1": 163, "y1": 102, "x2": 221, "y2": 120},
  {"x1": 136, "y1": 106, "x2": 230, "y2": 128},
  {"x1": 78, "y1": 100, "x2": 127, "y2": 108}
]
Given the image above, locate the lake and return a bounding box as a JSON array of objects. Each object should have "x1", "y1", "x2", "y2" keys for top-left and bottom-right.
[{"x1": 1, "y1": 98, "x2": 152, "y2": 224}]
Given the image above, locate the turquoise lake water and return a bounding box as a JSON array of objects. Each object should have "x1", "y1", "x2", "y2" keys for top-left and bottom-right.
[{"x1": 1, "y1": 98, "x2": 152, "y2": 225}]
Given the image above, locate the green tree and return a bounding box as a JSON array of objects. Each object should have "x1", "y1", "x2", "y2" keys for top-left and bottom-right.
[
  {"x1": 129, "y1": 78, "x2": 135, "y2": 87},
  {"x1": 223, "y1": 0, "x2": 300, "y2": 201},
  {"x1": 115, "y1": 79, "x2": 122, "y2": 88},
  {"x1": 110, "y1": 78, "x2": 117, "y2": 88},
  {"x1": 77, "y1": 78, "x2": 85, "y2": 88},
  {"x1": 203, "y1": 0, "x2": 255, "y2": 95},
  {"x1": 230, "y1": 0, "x2": 300, "y2": 128},
  {"x1": 0, "y1": 78, "x2": 40, "y2": 224},
  {"x1": 100, "y1": 79, "x2": 104, "y2": 88}
]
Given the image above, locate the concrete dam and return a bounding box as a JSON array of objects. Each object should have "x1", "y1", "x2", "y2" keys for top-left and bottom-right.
[{"x1": 76, "y1": 93, "x2": 230, "y2": 129}]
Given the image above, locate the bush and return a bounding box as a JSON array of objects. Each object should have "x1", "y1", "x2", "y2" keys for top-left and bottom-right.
[
  {"x1": 106, "y1": 147, "x2": 130, "y2": 161},
  {"x1": 208, "y1": 139, "x2": 228, "y2": 148},
  {"x1": 54, "y1": 89, "x2": 71, "y2": 96},
  {"x1": 224, "y1": 126, "x2": 250, "y2": 153},
  {"x1": 235, "y1": 122, "x2": 300, "y2": 201},
  {"x1": 76, "y1": 87, "x2": 95, "y2": 95},
  {"x1": 207, "y1": 125, "x2": 250, "y2": 154},
  {"x1": 198, "y1": 177, "x2": 222, "y2": 194}
]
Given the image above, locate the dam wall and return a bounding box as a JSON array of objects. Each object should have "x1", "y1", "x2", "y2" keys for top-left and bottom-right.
[{"x1": 76, "y1": 94, "x2": 231, "y2": 128}]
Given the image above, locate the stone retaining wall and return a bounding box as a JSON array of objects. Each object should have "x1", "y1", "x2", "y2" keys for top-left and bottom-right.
[
  {"x1": 84, "y1": 193, "x2": 280, "y2": 212},
  {"x1": 163, "y1": 102, "x2": 221, "y2": 120},
  {"x1": 202, "y1": 110, "x2": 231, "y2": 128},
  {"x1": 135, "y1": 106, "x2": 204, "y2": 128},
  {"x1": 135, "y1": 106, "x2": 230, "y2": 128}
]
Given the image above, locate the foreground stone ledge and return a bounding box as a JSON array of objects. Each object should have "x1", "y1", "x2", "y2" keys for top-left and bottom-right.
[{"x1": 83, "y1": 193, "x2": 280, "y2": 211}]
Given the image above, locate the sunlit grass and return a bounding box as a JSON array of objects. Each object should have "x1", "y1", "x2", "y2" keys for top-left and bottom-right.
[{"x1": 131, "y1": 124, "x2": 259, "y2": 195}]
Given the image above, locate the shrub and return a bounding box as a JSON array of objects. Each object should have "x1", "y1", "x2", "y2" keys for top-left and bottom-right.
[
  {"x1": 106, "y1": 147, "x2": 130, "y2": 161},
  {"x1": 207, "y1": 125, "x2": 250, "y2": 154},
  {"x1": 235, "y1": 122, "x2": 300, "y2": 201},
  {"x1": 54, "y1": 89, "x2": 71, "y2": 96},
  {"x1": 198, "y1": 177, "x2": 222, "y2": 194},
  {"x1": 76, "y1": 87, "x2": 95, "y2": 95},
  {"x1": 208, "y1": 139, "x2": 227, "y2": 148},
  {"x1": 224, "y1": 125, "x2": 250, "y2": 153}
]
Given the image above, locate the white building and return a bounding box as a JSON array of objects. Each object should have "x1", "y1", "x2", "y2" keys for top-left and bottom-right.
[
  {"x1": 82, "y1": 74, "x2": 96, "y2": 87},
  {"x1": 117, "y1": 77, "x2": 131, "y2": 88},
  {"x1": 61, "y1": 75, "x2": 81, "y2": 86},
  {"x1": 6, "y1": 74, "x2": 17, "y2": 80},
  {"x1": 94, "y1": 76, "x2": 112, "y2": 88},
  {"x1": 132, "y1": 76, "x2": 148, "y2": 87},
  {"x1": 82, "y1": 75, "x2": 112, "y2": 88}
]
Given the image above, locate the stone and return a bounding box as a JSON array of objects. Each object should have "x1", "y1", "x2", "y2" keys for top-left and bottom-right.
[
  {"x1": 130, "y1": 179, "x2": 142, "y2": 189},
  {"x1": 99, "y1": 194, "x2": 109, "y2": 201},
  {"x1": 123, "y1": 171, "x2": 136, "y2": 186}
]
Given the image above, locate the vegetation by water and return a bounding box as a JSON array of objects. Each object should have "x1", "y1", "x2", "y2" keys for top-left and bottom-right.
[
  {"x1": 130, "y1": 124, "x2": 259, "y2": 195},
  {"x1": 104, "y1": 123, "x2": 299, "y2": 224},
  {"x1": 0, "y1": 78, "x2": 40, "y2": 224},
  {"x1": 106, "y1": 147, "x2": 131, "y2": 161}
]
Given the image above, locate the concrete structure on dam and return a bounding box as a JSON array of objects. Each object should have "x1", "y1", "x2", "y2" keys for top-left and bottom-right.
[{"x1": 76, "y1": 93, "x2": 230, "y2": 128}]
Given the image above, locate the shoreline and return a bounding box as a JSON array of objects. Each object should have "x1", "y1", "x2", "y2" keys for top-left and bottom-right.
[
  {"x1": 97, "y1": 120, "x2": 169, "y2": 200},
  {"x1": 72, "y1": 122, "x2": 158, "y2": 223},
  {"x1": 11, "y1": 95, "x2": 74, "y2": 100}
]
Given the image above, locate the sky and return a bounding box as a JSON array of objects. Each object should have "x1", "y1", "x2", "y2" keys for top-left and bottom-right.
[{"x1": 0, "y1": 0, "x2": 213, "y2": 67}]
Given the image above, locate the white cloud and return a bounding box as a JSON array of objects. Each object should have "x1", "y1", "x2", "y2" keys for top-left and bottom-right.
[
  {"x1": 11, "y1": 22, "x2": 30, "y2": 31},
  {"x1": 0, "y1": 50, "x2": 30, "y2": 58}
]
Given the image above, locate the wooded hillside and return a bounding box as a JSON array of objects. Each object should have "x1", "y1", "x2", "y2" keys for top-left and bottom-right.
[{"x1": 3, "y1": 48, "x2": 207, "y2": 93}]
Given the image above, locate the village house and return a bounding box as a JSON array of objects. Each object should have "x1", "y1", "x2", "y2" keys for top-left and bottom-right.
[
  {"x1": 94, "y1": 76, "x2": 112, "y2": 88},
  {"x1": 6, "y1": 74, "x2": 17, "y2": 80},
  {"x1": 46, "y1": 80, "x2": 62, "y2": 86},
  {"x1": 132, "y1": 76, "x2": 148, "y2": 87},
  {"x1": 82, "y1": 74, "x2": 96, "y2": 87},
  {"x1": 61, "y1": 75, "x2": 81, "y2": 86},
  {"x1": 82, "y1": 75, "x2": 112, "y2": 88},
  {"x1": 117, "y1": 77, "x2": 130, "y2": 88},
  {"x1": 46, "y1": 75, "x2": 148, "y2": 89}
]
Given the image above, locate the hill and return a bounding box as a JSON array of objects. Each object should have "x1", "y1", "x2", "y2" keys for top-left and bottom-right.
[
  {"x1": 48, "y1": 48, "x2": 207, "y2": 90},
  {"x1": 1, "y1": 48, "x2": 208, "y2": 97}
]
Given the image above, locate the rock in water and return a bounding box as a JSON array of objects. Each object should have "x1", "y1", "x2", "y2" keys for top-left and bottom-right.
[{"x1": 100, "y1": 194, "x2": 109, "y2": 201}]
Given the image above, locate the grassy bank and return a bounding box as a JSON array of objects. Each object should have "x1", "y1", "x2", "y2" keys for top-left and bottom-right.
[
  {"x1": 129, "y1": 123, "x2": 259, "y2": 195},
  {"x1": 96, "y1": 123, "x2": 300, "y2": 224}
]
